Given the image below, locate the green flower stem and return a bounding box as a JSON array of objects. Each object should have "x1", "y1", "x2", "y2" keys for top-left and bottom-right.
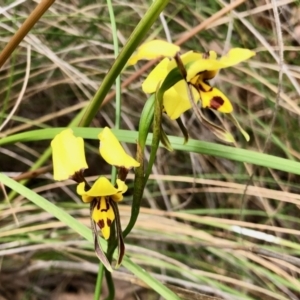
[
  {"x1": 78, "y1": 0, "x2": 170, "y2": 127},
  {"x1": 93, "y1": 263, "x2": 105, "y2": 300},
  {"x1": 104, "y1": 270, "x2": 115, "y2": 300},
  {"x1": 123, "y1": 83, "x2": 166, "y2": 239},
  {"x1": 122, "y1": 70, "x2": 183, "y2": 238},
  {"x1": 104, "y1": 229, "x2": 116, "y2": 300},
  {"x1": 106, "y1": 0, "x2": 121, "y2": 131},
  {"x1": 145, "y1": 89, "x2": 164, "y2": 183}
]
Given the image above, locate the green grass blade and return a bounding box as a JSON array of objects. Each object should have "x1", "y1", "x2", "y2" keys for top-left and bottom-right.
[{"x1": 1, "y1": 127, "x2": 300, "y2": 175}]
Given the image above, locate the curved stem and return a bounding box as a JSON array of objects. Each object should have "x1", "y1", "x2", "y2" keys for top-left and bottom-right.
[
  {"x1": 93, "y1": 263, "x2": 105, "y2": 300},
  {"x1": 107, "y1": 0, "x2": 121, "y2": 130},
  {"x1": 104, "y1": 270, "x2": 115, "y2": 300}
]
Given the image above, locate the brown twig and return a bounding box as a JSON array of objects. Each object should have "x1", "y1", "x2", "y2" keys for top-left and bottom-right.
[
  {"x1": 12, "y1": 165, "x2": 52, "y2": 181},
  {"x1": 0, "y1": 0, "x2": 56, "y2": 69},
  {"x1": 175, "y1": 0, "x2": 246, "y2": 45}
]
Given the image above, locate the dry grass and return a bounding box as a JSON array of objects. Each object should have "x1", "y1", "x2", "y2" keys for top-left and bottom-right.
[{"x1": 1, "y1": 0, "x2": 300, "y2": 299}]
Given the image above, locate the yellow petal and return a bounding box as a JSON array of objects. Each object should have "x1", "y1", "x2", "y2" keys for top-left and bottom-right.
[
  {"x1": 81, "y1": 195, "x2": 93, "y2": 203},
  {"x1": 127, "y1": 40, "x2": 180, "y2": 65},
  {"x1": 92, "y1": 197, "x2": 115, "y2": 240},
  {"x1": 173, "y1": 79, "x2": 200, "y2": 102},
  {"x1": 143, "y1": 51, "x2": 206, "y2": 94},
  {"x1": 51, "y1": 129, "x2": 88, "y2": 181},
  {"x1": 98, "y1": 127, "x2": 140, "y2": 169},
  {"x1": 186, "y1": 48, "x2": 255, "y2": 81},
  {"x1": 184, "y1": 50, "x2": 210, "y2": 63},
  {"x1": 186, "y1": 59, "x2": 224, "y2": 81},
  {"x1": 76, "y1": 183, "x2": 94, "y2": 203},
  {"x1": 198, "y1": 82, "x2": 233, "y2": 113},
  {"x1": 79, "y1": 177, "x2": 118, "y2": 197},
  {"x1": 111, "y1": 179, "x2": 128, "y2": 202},
  {"x1": 207, "y1": 50, "x2": 218, "y2": 60},
  {"x1": 142, "y1": 58, "x2": 169, "y2": 94},
  {"x1": 218, "y1": 48, "x2": 255, "y2": 67},
  {"x1": 163, "y1": 80, "x2": 199, "y2": 120}
]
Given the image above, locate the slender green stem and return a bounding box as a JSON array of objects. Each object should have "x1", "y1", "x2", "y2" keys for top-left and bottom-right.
[
  {"x1": 104, "y1": 240, "x2": 115, "y2": 300},
  {"x1": 107, "y1": 0, "x2": 121, "y2": 130},
  {"x1": 93, "y1": 263, "x2": 105, "y2": 300},
  {"x1": 104, "y1": 270, "x2": 115, "y2": 300},
  {"x1": 108, "y1": 0, "x2": 119, "y2": 188},
  {"x1": 78, "y1": 0, "x2": 170, "y2": 127},
  {"x1": 94, "y1": 0, "x2": 120, "y2": 295},
  {"x1": 123, "y1": 69, "x2": 183, "y2": 237}
]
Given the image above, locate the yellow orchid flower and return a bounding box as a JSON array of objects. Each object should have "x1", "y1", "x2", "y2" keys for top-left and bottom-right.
[
  {"x1": 185, "y1": 48, "x2": 254, "y2": 113},
  {"x1": 130, "y1": 40, "x2": 255, "y2": 118},
  {"x1": 51, "y1": 129, "x2": 88, "y2": 181},
  {"x1": 98, "y1": 127, "x2": 140, "y2": 169},
  {"x1": 50, "y1": 128, "x2": 136, "y2": 269},
  {"x1": 77, "y1": 177, "x2": 127, "y2": 240}
]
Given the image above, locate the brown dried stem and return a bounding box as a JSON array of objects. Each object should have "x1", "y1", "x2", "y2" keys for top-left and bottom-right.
[{"x1": 0, "y1": 0, "x2": 56, "y2": 69}]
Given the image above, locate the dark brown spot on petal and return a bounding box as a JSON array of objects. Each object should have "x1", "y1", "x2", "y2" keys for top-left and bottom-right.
[
  {"x1": 195, "y1": 81, "x2": 213, "y2": 93},
  {"x1": 96, "y1": 199, "x2": 101, "y2": 210},
  {"x1": 107, "y1": 219, "x2": 112, "y2": 227},
  {"x1": 210, "y1": 97, "x2": 224, "y2": 110},
  {"x1": 101, "y1": 198, "x2": 110, "y2": 212},
  {"x1": 98, "y1": 219, "x2": 105, "y2": 229},
  {"x1": 196, "y1": 82, "x2": 205, "y2": 92}
]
